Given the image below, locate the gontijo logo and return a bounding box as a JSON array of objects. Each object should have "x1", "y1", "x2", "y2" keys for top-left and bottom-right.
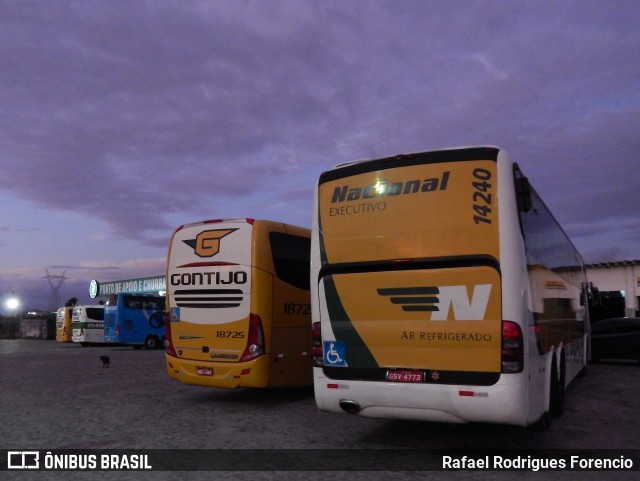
[
  {"x1": 377, "y1": 284, "x2": 492, "y2": 320},
  {"x1": 182, "y1": 229, "x2": 237, "y2": 258}
]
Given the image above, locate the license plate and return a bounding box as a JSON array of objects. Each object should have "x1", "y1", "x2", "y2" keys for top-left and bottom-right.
[
  {"x1": 195, "y1": 366, "x2": 213, "y2": 376},
  {"x1": 386, "y1": 370, "x2": 423, "y2": 383}
]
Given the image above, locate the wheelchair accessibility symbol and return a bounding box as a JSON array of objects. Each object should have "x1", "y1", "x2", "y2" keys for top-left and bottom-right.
[{"x1": 323, "y1": 340, "x2": 347, "y2": 367}]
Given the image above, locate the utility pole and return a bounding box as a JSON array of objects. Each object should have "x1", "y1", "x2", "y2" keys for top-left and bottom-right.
[{"x1": 43, "y1": 269, "x2": 70, "y2": 312}]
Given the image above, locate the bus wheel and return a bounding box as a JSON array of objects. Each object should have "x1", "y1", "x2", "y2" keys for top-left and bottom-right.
[
  {"x1": 530, "y1": 410, "x2": 552, "y2": 431},
  {"x1": 144, "y1": 335, "x2": 159, "y2": 350},
  {"x1": 529, "y1": 360, "x2": 559, "y2": 432},
  {"x1": 550, "y1": 355, "x2": 566, "y2": 418}
]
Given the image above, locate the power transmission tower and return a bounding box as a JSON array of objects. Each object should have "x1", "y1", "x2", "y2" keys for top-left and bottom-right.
[{"x1": 43, "y1": 269, "x2": 70, "y2": 312}]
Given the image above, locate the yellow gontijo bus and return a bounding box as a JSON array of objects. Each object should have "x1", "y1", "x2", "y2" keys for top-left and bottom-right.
[
  {"x1": 56, "y1": 306, "x2": 73, "y2": 342},
  {"x1": 165, "y1": 218, "x2": 313, "y2": 388},
  {"x1": 311, "y1": 146, "x2": 594, "y2": 428}
]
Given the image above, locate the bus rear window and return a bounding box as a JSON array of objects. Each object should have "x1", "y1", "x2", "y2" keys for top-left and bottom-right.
[
  {"x1": 123, "y1": 295, "x2": 165, "y2": 310},
  {"x1": 85, "y1": 308, "x2": 104, "y2": 321}
]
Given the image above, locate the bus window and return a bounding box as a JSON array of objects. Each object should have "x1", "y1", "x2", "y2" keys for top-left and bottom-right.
[{"x1": 269, "y1": 232, "x2": 311, "y2": 290}]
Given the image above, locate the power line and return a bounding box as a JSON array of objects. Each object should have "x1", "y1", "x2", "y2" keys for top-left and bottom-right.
[{"x1": 42, "y1": 269, "x2": 70, "y2": 312}]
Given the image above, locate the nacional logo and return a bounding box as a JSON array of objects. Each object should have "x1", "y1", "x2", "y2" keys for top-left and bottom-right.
[
  {"x1": 182, "y1": 229, "x2": 237, "y2": 258},
  {"x1": 330, "y1": 171, "x2": 450, "y2": 204},
  {"x1": 377, "y1": 284, "x2": 492, "y2": 320}
]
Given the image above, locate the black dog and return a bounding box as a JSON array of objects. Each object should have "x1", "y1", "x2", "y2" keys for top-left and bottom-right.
[{"x1": 100, "y1": 355, "x2": 110, "y2": 368}]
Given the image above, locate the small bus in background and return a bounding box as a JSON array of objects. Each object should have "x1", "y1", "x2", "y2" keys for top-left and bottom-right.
[
  {"x1": 311, "y1": 146, "x2": 594, "y2": 428},
  {"x1": 55, "y1": 306, "x2": 73, "y2": 342},
  {"x1": 165, "y1": 218, "x2": 313, "y2": 388},
  {"x1": 72, "y1": 305, "x2": 105, "y2": 346},
  {"x1": 104, "y1": 293, "x2": 166, "y2": 349}
]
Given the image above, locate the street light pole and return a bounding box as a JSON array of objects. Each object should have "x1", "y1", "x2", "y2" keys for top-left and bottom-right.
[{"x1": 6, "y1": 292, "x2": 19, "y2": 339}]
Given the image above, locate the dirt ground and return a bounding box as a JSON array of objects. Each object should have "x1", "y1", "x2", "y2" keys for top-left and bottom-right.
[{"x1": 1, "y1": 340, "x2": 639, "y2": 480}]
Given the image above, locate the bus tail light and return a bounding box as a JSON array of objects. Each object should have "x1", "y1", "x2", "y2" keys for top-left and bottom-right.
[
  {"x1": 501, "y1": 321, "x2": 523, "y2": 373},
  {"x1": 240, "y1": 314, "x2": 265, "y2": 362},
  {"x1": 312, "y1": 322, "x2": 323, "y2": 367},
  {"x1": 115, "y1": 323, "x2": 120, "y2": 336},
  {"x1": 165, "y1": 312, "x2": 177, "y2": 357}
]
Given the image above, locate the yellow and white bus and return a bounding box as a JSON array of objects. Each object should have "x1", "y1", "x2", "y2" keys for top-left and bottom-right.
[
  {"x1": 165, "y1": 218, "x2": 313, "y2": 389},
  {"x1": 311, "y1": 146, "x2": 594, "y2": 428},
  {"x1": 55, "y1": 306, "x2": 73, "y2": 342}
]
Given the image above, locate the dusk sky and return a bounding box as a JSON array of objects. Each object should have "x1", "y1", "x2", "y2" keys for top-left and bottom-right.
[{"x1": 1, "y1": 0, "x2": 639, "y2": 312}]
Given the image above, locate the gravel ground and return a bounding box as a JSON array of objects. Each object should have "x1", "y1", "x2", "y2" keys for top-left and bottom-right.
[{"x1": 1, "y1": 339, "x2": 638, "y2": 481}]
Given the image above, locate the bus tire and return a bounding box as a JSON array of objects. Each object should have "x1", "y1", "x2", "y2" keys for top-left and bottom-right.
[
  {"x1": 529, "y1": 359, "x2": 559, "y2": 432},
  {"x1": 144, "y1": 335, "x2": 160, "y2": 350},
  {"x1": 577, "y1": 365, "x2": 588, "y2": 378},
  {"x1": 530, "y1": 410, "x2": 552, "y2": 431}
]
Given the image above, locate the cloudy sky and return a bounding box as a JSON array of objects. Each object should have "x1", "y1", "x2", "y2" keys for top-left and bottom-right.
[{"x1": 1, "y1": 0, "x2": 639, "y2": 312}]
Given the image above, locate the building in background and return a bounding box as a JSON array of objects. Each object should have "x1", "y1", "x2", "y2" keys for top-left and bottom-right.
[{"x1": 586, "y1": 260, "x2": 640, "y2": 320}]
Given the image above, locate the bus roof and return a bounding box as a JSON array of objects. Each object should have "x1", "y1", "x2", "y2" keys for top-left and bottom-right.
[
  {"x1": 322, "y1": 146, "x2": 501, "y2": 183},
  {"x1": 176, "y1": 218, "x2": 255, "y2": 232},
  {"x1": 330, "y1": 145, "x2": 501, "y2": 169}
]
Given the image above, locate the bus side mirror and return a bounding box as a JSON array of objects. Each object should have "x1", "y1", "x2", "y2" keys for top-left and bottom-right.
[
  {"x1": 516, "y1": 176, "x2": 532, "y2": 213},
  {"x1": 590, "y1": 287, "x2": 601, "y2": 307},
  {"x1": 581, "y1": 282, "x2": 602, "y2": 307}
]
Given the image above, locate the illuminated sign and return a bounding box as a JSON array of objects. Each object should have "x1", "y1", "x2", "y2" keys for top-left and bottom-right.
[
  {"x1": 89, "y1": 276, "x2": 166, "y2": 298},
  {"x1": 89, "y1": 280, "x2": 98, "y2": 299}
]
